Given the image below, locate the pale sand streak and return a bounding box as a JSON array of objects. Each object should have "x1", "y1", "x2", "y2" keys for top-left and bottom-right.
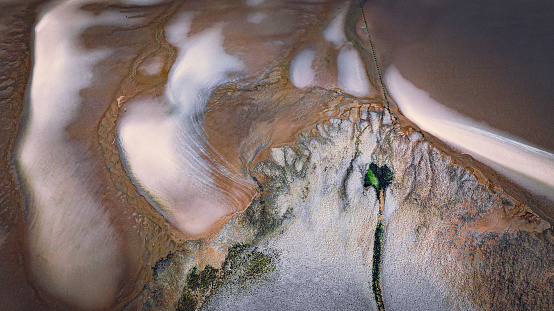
[
  {"x1": 118, "y1": 13, "x2": 248, "y2": 237},
  {"x1": 385, "y1": 66, "x2": 554, "y2": 202},
  {"x1": 337, "y1": 45, "x2": 372, "y2": 97},
  {"x1": 17, "y1": 0, "x2": 145, "y2": 309},
  {"x1": 289, "y1": 48, "x2": 316, "y2": 88},
  {"x1": 323, "y1": 1, "x2": 349, "y2": 46},
  {"x1": 247, "y1": 12, "x2": 267, "y2": 24}
]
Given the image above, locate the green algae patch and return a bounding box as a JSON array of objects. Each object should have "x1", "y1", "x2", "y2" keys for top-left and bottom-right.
[
  {"x1": 365, "y1": 166, "x2": 379, "y2": 189},
  {"x1": 364, "y1": 163, "x2": 393, "y2": 194},
  {"x1": 177, "y1": 243, "x2": 277, "y2": 311},
  {"x1": 372, "y1": 221, "x2": 385, "y2": 311},
  {"x1": 364, "y1": 163, "x2": 392, "y2": 310}
]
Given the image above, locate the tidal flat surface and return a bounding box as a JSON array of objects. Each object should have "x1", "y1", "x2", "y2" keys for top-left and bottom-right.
[
  {"x1": 362, "y1": 0, "x2": 554, "y2": 151},
  {"x1": 0, "y1": 0, "x2": 552, "y2": 310}
]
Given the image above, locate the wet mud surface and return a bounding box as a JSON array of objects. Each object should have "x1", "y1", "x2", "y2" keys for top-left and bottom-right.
[
  {"x1": 360, "y1": 0, "x2": 554, "y2": 152},
  {"x1": 0, "y1": 0, "x2": 552, "y2": 310}
]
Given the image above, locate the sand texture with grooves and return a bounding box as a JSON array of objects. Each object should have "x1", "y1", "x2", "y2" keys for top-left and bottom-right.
[
  {"x1": 143, "y1": 109, "x2": 553, "y2": 310},
  {"x1": 0, "y1": 1, "x2": 552, "y2": 310}
]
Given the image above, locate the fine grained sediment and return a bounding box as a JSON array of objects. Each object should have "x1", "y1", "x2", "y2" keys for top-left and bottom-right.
[
  {"x1": 144, "y1": 108, "x2": 552, "y2": 310},
  {"x1": 373, "y1": 124, "x2": 553, "y2": 310},
  {"x1": 0, "y1": 2, "x2": 51, "y2": 310}
]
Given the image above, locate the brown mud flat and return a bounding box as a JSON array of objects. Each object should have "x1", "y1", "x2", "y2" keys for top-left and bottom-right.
[
  {"x1": 0, "y1": 0, "x2": 552, "y2": 310},
  {"x1": 0, "y1": 2, "x2": 54, "y2": 310},
  {"x1": 349, "y1": 0, "x2": 554, "y2": 225},
  {"x1": 358, "y1": 0, "x2": 554, "y2": 152}
]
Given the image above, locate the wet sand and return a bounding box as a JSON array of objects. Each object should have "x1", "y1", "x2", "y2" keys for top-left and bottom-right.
[
  {"x1": 7, "y1": 1, "x2": 185, "y2": 309},
  {"x1": 361, "y1": 0, "x2": 554, "y2": 152},
  {"x1": 0, "y1": 3, "x2": 51, "y2": 310},
  {"x1": 0, "y1": 0, "x2": 552, "y2": 309}
]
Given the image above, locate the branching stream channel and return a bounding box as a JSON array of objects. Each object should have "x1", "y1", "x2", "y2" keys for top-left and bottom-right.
[{"x1": 364, "y1": 163, "x2": 393, "y2": 311}]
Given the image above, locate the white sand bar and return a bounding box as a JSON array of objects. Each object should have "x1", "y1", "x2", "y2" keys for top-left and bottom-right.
[
  {"x1": 289, "y1": 48, "x2": 315, "y2": 88},
  {"x1": 16, "y1": 1, "x2": 144, "y2": 309},
  {"x1": 385, "y1": 66, "x2": 554, "y2": 203},
  {"x1": 337, "y1": 45, "x2": 372, "y2": 97},
  {"x1": 118, "y1": 14, "x2": 248, "y2": 237}
]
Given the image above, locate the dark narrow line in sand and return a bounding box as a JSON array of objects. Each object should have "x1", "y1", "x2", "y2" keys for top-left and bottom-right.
[
  {"x1": 357, "y1": 0, "x2": 394, "y2": 124},
  {"x1": 371, "y1": 191, "x2": 386, "y2": 311},
  {"x1": 365, "y1": 163, "x2": 392, "y2": 310}
]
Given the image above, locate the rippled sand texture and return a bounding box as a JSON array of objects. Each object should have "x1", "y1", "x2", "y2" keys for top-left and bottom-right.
[
  {"x1": 0, "y1": 2, "x2": 46, "y2": 310},
  {"x1": 150, "y1": 110, "x2": 553, "y2": 310},
  {"x1": 2, "y1": 0, "x2": 553, "y2": 310},
  {"x1": 9, "y1": 0, "x2": 382, "y2": 309}
]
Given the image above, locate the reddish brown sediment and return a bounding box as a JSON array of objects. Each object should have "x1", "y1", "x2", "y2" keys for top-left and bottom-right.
[
  {"x1": 0, "y1": 1, "x2": 73, "y2": 310},
  {"x1": 174, "y1": 0, "x2": 334, "y2": 79},
  {"x1": 204, "y1": 65, "x2": 383, "y2": 180},
  {"x1": 122, "y1": 0, "x2": 376, "y2": 240},
  {"x1": 205, "y1": 50, "x2": 553, "y2": 232},
  {"x1": 8, "y1": 2, "x2": 187, "y2": 309},
  {"x1": 1, "y1": 1, "x2": 552, "y2": 309},
  {"x1": 358, "y1": 0, "x2": 554, "y2": 152},
  {"x1": 199, "y1": 1, "x2": 381, "y2": 181},
  {"x1": 347, "y1": 2, "x2": 554, "y2": 225},
  {"x1": 88, "y1": 3, "x2": 200, "y2": 308},
  {"x1": 73, "y1": 5, "x2": 182, "y2": 309}
]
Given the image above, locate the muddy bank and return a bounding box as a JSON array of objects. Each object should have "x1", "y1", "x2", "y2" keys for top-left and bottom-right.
[
  {"x1": 350, "y1": 0, "x2": 554, "y2": 224},
  {"x1": 0, "y1": 2, "x2": 54, "y2": 310}
]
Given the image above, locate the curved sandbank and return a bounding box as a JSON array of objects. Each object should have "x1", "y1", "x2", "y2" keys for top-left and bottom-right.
[
  {"x1": 361, "y1": 0, "x2": 554, "y2": 152},
  {"x1": 16, "y1": 0, "x2": 141, "y2": 309},
  {"x1": 118, "y1": 15, "x2": 255, "y2": 238},
  {"x1": 385, "y1": 67, "x2": 554, "y2": 204}
]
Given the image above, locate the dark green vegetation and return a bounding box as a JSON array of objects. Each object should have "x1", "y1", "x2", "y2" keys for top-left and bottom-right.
[
  {"x1": 365, "y1": 165, "x2": 379, "y2": 189},
  {"x1": 364, "y1": 163, "x2": 393, "y2": 197},
  {"x1": 151, "y1": 251, "x2": 174, "y2": 278},
  {"x1": 245, "y1": 177, "x2": 292, "y2": 239},
  {"x1": 176, "y1": 243, "x2": 276, "y2": 311},
  {"x1": 364, "y1": 163, "x2": 393, "y2": 310},
  {"x1": 186, "y1": 266, "x2": 218, "y2": 292},
  {"x1": 372, "y1": 221, "x2": 385, "y2": 311},
  {"x1": 176, "y1": 291, "x2": 198, "y2": 311}
]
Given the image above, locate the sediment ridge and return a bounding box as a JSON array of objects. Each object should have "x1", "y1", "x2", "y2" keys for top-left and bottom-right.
[{"x1": 139, "y1": 108, "x2": 552, "y2": 310}]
